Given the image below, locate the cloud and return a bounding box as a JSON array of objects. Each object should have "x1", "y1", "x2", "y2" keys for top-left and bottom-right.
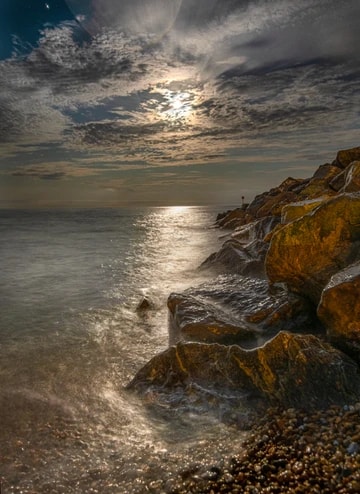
[
  {"x1": 0, "y1": 0, "x2": 359, "y2": 181},
  {"x1": 10, "y1": 161, "x2": 103, "y2": 180}
]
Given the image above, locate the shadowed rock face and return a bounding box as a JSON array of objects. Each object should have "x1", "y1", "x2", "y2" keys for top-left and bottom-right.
[
  {"x1": 318, "y1": 262, "x2": 360, "y2": 362},
  {"x1": 266, "y1": 193, "x2": 360, "y2": 303},
  {"x1": 127, "y1": 332, "x2": 360, "y2": 410},
  {"x1": 168, "y1": 275, "x2": 318, "y2": 346}
]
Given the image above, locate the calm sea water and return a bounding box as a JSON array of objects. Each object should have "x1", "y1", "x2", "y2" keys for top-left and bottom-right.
[{"x1": 0, "y1": 206, "x2": 246, "y2": 493}]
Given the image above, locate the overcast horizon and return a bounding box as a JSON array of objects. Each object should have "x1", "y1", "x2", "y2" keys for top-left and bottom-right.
[{"x1": 1, "y1": 0, "x2": 359, "y2": 208}]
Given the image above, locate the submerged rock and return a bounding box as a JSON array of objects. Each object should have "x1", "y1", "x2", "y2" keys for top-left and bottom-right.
[
  {"x1": 317, "y1": 262, "x2": 360, "y2": 362},
  {"x1": 127, "y1": 332, "x2": 360, "y2": 409},
  {"x1": 266, "y1": 193, "x2": 360, "y2": 303},
  {"x1": 168, "y1": 275, "x2": 318, "y2": 346}
]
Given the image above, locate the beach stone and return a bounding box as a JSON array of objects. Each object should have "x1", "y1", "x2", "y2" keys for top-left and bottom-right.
[
  {"x1": 334, "y1": 146, "x2": 360, "y2": 168},
  {"x1": 266, "y1": 193, "x2": 360, "y2": 303},
  {"x1": 167, "y1": 275, "x2": 317, "y2": 346},
  {"x1": 127, "y1": 332, "x2": 360, "y2": 409},
  {"x1": 317, "y1": 262, "x2": 360, "y2": 362}
]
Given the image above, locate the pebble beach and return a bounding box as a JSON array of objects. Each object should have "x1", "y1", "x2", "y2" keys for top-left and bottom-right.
[{"x1": 147, "y1": 404, "x2": 360, "y2": 494}]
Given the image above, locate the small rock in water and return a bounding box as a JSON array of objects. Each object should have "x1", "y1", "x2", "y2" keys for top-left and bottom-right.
[{"x1": 136, "y1": 297, "x2": 153, "y2": 312}]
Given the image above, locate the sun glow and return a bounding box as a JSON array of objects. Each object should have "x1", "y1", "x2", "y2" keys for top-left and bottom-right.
[{"x1": 162, "y1": 91, "x2": 193, "y2": 122}]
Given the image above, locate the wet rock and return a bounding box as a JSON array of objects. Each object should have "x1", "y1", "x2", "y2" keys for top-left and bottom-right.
[
  {"x1": 281, "y1": 198, "x2": 325, "y2": 224},
  {"x1": 136, "y1": 297, "x2": 153, "y2": 312},
  {"x1": 167, "y1": 275, "x2": 317, "y2": 346},
  {"x1": 266, "y1": 193, "x2": 360, "y2": 303},
  {"x1": 201, "y1": 238, "x2": 268, "y2": 277},
  {"x1": 127, "y1": 332, "x2": 360, "y2": 409},
  {"x1": 232, "y1": 216, "x2": 280, "y2": 244},
  {"x1": 317, "y1": 262, "x2": 360, "y2": 362},
  {"x1": 334, "y1": 146, "x2": 360, "y2": 168},
  {"x1": 329, "y1": 168, "x2": 346, "y2": 191},
  {"x1": 203, "y1": 217, "x2": 280, "y2": 277},
  {"x1": 167, "y1": 292, "x2": 256, "y2": 345},
  {"x1": 341, "y1": 161, "x2": 360, "y2": 193}
]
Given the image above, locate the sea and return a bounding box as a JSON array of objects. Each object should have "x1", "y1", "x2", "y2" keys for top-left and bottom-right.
[{"x1": 0, "y1": 206, "x2": 248, "y2": 494}]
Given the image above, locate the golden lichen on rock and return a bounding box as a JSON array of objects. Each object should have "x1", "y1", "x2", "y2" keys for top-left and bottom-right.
[{"x1": 265, "y1": 193, "x2": 360, "y2": 302}]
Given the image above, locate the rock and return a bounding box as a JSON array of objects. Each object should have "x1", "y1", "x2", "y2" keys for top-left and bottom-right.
[
  {"x1": 167, "y1": 275, "x2": 318, "y2": 346},
  {"x1": 281, "y1": 198, "x2": 325, "y2": 224},
  {"x1": 127, "y1": 332, "x2": 360, "y2": 409},
  {"x1": 246, "y1": 177, "x2": 306, "y2": 219},
  {"x1": 296, "y1": 164, "x2": 339, "y2": 200},
  {"x1": 136, "y1": 297, "x2": 153, "y2": 312},
  {"x1": 201, "y1": 238, "x2": 268, "y2": 277},
  {"x1": 216, "y1": 208, "x2": 247, "y2": 229},
  {"x1": 317, "y1": 262, "x2": 360, "y2": 362},
  {"x1": 334, "y1": 146, "x2": 360, "y2": 168},
  {"x1": 232, "y1": 216, "x2": 280, "y2": 243},
  {"x1": 202, "y1": 217, "x2": 281, "y2": 277},
  {"x1": 341, "y1": 161, "x2": 360, "y2": 193},
  {"x1": 329, "y1": 169, "x2": 346, "y2": 191},
  {"x1": 266, "y1": 193, "x2": 360, "y2": 303},
  {"x1": 167, "y1": 291, "x2": 256, "y2": 345}
]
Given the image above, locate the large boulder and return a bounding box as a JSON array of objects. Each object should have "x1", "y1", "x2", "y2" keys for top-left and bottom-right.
[
  {"x1": 296, "y1": 164, "x2": 339, "y2": 200},
  {"x1": 216, "y1": 208, "x2": 247, "y2": 229},
  {"x1": 202, "y1": 216, "x2": 280, "y2": 277},
  {"x1": 168, "y1": 275, "x2": 317, "y2": 346},
  {"x1": 334, "y1": 146, "x2": 360, "y2": 168},
  {"x1": 266, "y1": 193, "x2": 360, "y2": 303},
  {"x1": 201, "y1": 238, "x2": 268, "y2": 277},
  {"x1": 127, "y1": 332, "x2": 360, "y2": 409},
  {"x1": 281, "y1": 198, "x2": 325, "y2": 224},
  {"x1": 341, "y1": 161, "x2": 360, "y2": 193},
  {"x1": 317, "y1": 262, "x2": 360, "y2": 362},
  {"x1": 246, "y1": 177, "x2": 306, "y2": 219}
]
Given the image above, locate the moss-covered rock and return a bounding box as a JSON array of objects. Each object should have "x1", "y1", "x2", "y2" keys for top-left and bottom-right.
[
  {"x1": 281, "y1": 198, "x2": 325, "y2": 224},
  {"x1": 127, "y1": 332, "x2": 360, "y2": 409},
  {"x1": 317, "y1": 262, "x2": 360, "y2": 362},
  {"x1": 265, "y1": 193, "x2": 360, "y2": 303}
]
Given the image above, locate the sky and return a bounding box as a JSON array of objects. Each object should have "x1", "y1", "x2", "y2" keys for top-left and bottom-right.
[{"x1": 0, "y1": 0, "x2": 359, "y2": 208}]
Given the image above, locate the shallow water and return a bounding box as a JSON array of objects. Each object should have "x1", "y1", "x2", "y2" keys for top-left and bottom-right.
[{"x1": 0, "y1": 205, "x2": 249, "y2": 493}]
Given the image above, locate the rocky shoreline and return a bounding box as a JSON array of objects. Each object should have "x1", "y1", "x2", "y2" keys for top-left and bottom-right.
[{"x1": 127, "y1": 146, "x2": 360, "y2": 492}]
